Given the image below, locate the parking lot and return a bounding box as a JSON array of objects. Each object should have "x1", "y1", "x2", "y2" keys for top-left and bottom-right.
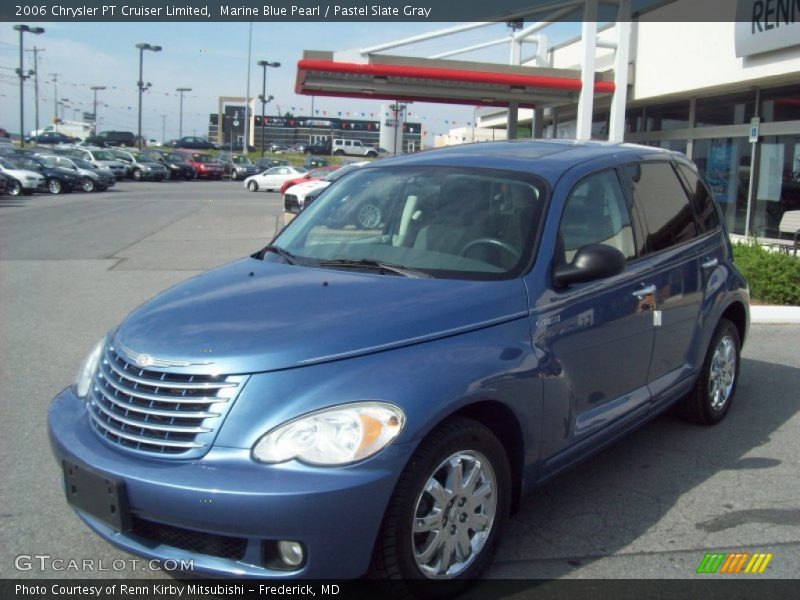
[{"x1": 1, "y1": 181, "x2": 798, "y2": 579}]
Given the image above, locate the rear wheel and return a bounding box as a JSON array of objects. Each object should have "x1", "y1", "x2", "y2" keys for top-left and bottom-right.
[
  {"x1": 680, "y1": 318, "x2": 741, "y2": 425},
  {"x1": 79, "y1": 177, "x2": 95, "y2": 193},
  {"x1": 334, "y1": 149, "x2": 345, "y2": 155},
  {"x1": 248, "y1": 181, "x2": 259, "y2": 192},
  {"x1": 369, "y1": 417, "x2": 510, "y2": 595},
  {"x1": 132, "y1": 169, "x2": 143, "y2": 181}
]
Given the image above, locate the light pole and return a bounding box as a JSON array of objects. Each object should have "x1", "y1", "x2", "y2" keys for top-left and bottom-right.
[
  {"x1": 257, "y1": 60, "x2": 280, "y2": 157},
  {"x1": 91, "y1": 86, "x2": 105, "y2": 134},
  {"x1": 13, "y1": 24, "x2": 45, "y2": 148},
  {"x1": 136, "y1": 42, "x2": 162, "y2": 150},
  {"x1": 176, "y1": 87, "x2": 191, "y2": 139}
]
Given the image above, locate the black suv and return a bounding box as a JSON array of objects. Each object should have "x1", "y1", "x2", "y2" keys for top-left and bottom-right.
[{"x1": 84, "y1": 131, "x2": 137, "y2": 148}]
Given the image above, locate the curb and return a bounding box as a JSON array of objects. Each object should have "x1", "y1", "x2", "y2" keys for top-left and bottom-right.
[{"x1": 750, "y1": 305, "x2": 800, "y2": 324}]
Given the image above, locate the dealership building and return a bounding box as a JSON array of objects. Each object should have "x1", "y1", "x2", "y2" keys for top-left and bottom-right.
[{"x1": 295, "y1": 0, "x2": 799, "y2": 240}]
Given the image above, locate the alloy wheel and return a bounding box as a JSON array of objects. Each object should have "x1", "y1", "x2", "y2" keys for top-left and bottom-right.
[{"x1": 709, "y1": 335, "x2": 737, "y2": 411}]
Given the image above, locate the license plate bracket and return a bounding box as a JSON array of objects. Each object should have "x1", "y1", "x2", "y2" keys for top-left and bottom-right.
[{"x1": 63, "y1": 460, "x2": 131, "y2": 532}]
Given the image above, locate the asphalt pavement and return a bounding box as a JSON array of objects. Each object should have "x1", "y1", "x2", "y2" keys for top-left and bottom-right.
[{"x1": 0, "y1": 181, "x2": 797, "y2": 580}]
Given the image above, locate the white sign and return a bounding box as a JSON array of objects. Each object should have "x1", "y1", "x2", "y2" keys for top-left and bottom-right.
[
  {"x1": 735, "y1": 0, "x2": 800, "y2": 57},
  {"x1": 749, "y1": 117, "x2": 760, "y2": 142}
]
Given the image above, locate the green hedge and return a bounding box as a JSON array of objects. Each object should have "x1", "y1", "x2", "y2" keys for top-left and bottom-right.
[{"x1": 732, "y1": 242, "x2": 800, "y2": 306}]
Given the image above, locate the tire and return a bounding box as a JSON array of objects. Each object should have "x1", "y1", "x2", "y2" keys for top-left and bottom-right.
[
  {"x1": 680, "y1": 318, "x2": 741, "y2": 425},
  {"x1": 369, "y1": 417, "x2": 511, "y2": 595},
  {"x1": 248, "y1": 181, "x2": 259, "y2": 192},
  {"x1": 334, "y1": 149, "x2": 345, "y2": 155},
  {"x1": 7, "y1": 179, "x2": 22, "y2": 196},
  {"x1": 79, "y1": 177, "x2": 95, "y2": 193},
  {"x1": 132, "y1": 169, "x2": 143, "y2": 181},
  {"x1": 47, "y1": 178, "x2": 63, "y2": 195}
]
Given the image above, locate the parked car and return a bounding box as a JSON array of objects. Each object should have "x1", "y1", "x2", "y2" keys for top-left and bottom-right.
[
  {"x1": 0, "y1": 157, "x2": 46, "y2": 195},
  {"x1": 63, "y1": 147, "x2": 128, "y2": 180},
  {"x1": 303, "y1": 155, "x2": 329, "y2": 169},
  {"x1": 31, "y1": 131, "x2": 78, "y2": 145},
  {"x1": 0, "y1": 171, "x2": 10, "y2": 194},
  {"x1": 141, "y1": 151, "x2": 196, "y2": 180},
  {"x1": 244, "y1": 165, "x2": 308, "y2": 192},
  {"x1": 174, "y1": 136, "x2": 218, "y2": 150},
  {"x1": 83, "y1": 131, "x2": 137, "y2": 147},
  {"x1": 109, "y1": 149, "x2": 168, "y2": 181},
  {"x1": 172, "y1": 150, "x2": 224, "y2": 179},
  {"x1": 283, "y1": 161, "x2": 368, "y2": 222},
  {"x1": 256, "y1": 157, "x2": 290, "y2": 171},
  {"x1": 6, "y1": 153, "x2": 78, "y2": 194},
  {"x1": 215, "y1": 152, "x2": 258, "y2": 180},
  {"x1": 279, "y1": 166, "x2": 338, "y2": 195},
  {"x1": 304, "y1": 139, "x2": 331, "y2": 155},
  {"x1": 48, "y1": 141, "x2": 749, "y2": 588},
  {"x1": 35, "y1": 154, "x2": 116, "y2": 192}
]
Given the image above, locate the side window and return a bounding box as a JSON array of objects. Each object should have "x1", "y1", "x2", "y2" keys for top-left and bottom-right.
[
  {"x1": 559, "y1": 170, "x2": 636, "y2": 263},
  {"x1": 676, "y1": 163, "x2": 720, "y2": 232},
  {"x1": 626, "y1": 162, "x2": 699, "y2": 252}
]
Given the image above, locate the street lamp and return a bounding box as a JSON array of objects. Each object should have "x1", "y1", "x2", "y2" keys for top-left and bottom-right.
[
  {"x1": 91, "y1": 86, "x2": 106, "y2": 134},
  {"x1": 136, "y1": 42, "x2": 162, "y2": 149},
  {"x1": 257, "y1": 60, "x2": 280, "y2": 156},
  {"x1": 13, "y1": 24, "x2": 45, "y2": 148},
  {"x1": 176, "y1": 87, "x2": 191, "y2": 139}
]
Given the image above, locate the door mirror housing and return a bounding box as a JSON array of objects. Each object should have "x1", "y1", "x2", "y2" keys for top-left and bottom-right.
[{"x1": 552, "y1": 244, "x2": 626, "y2": 288}]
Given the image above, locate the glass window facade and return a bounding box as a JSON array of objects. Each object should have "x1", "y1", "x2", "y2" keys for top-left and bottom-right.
[
  {"x1": 692, "y1": 138, "x2": 752, "y2": 235},
  {"x1": 752, "y1": 134, "x2": 800, "y2": 237},
  {"x1": 695, "y1": 92, "x2": 756, "y2": 128},
  {"x1": 644, "y1": 102, "x2": 690, "y2": 131},
  {"x1": 760, "y1": 86, "x2": 800, "y2": 123}
]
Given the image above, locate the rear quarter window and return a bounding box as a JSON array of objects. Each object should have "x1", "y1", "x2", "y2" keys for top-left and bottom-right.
[
  {"x1": 625, "y1": 162, "x2": 699, "y2": 252},
  {"x1": 676, "y1": 163, "x2": 720, "y2": 232}
]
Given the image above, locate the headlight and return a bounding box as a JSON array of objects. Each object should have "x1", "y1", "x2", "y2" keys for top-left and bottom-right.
[
  {"x1": 252, "y1": 402, "x2": 405, "y2": 466},
  {"x1": 74, "y1": 338, "x2": 105, "y2": 399}
]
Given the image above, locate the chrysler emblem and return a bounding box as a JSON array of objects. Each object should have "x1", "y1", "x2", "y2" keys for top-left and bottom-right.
[{"x1": 136, "y1": 354, "x2": 154, "y2": 367}]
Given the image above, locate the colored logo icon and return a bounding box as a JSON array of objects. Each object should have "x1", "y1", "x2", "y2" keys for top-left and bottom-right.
[{"x1": 696, "y1": 552, "x2": 773, "y2": 574}]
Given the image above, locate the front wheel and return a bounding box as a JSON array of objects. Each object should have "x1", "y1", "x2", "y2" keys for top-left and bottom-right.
[
  {"x1": 132, "y1": 169, "x2": 143, "y2": 181},
  {"x1": 248, "y1": 181, "x2": 259, "y2": 192},
  {"x1": 680, "y1": 318, "x2": 741, "y2": 425},
  {"x1": 48, "y1": 178, "x2": 63, "y2": 194},
  {"x1": 7, "y1": 179, "x2": 22, "y2": 196},
  {"x1": 369, "y1": 417, "x2": 510, "y2": 593},
  {"x1": 79, "y1": 177, "x2": 95, "y2": 193}
]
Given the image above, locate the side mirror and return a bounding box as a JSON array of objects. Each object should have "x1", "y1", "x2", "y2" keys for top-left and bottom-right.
[{"x1": 552, "y1": 244, "x2": 626, "y2": 288}]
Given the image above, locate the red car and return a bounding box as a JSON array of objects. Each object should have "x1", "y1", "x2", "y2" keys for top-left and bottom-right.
[
  {"x1": 279, "y1": 166, "x2": 338, "y2": 195},
  {"x1": 171, "y1": 150, "x2": 224, "y2": 180}
]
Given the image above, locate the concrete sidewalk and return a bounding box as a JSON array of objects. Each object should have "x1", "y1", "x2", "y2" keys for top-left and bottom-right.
[{"x1": 750, "y1": 305, "x2": 800, "y2": 324}]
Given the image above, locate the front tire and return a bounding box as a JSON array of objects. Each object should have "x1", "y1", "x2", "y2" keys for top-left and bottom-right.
[
  {"x1": 248, "y1": 181, "x2": 259, "y2": 192},
  {"x1": 47, "y1": 178, "x2": 63, "y2": 195},
  {"x1": 7, "y1": 179, "x2": 22, "y2": 196},
  {"x1": 369, "y1": 417, "x2": 510, "y2": 594},
  {"x1": 132, "y1": 169, "x2": 143, "y2": 181},
  {"x1": 79, "y1": 177, "x2": 95, "y2": 193},
  {"x1": 680, "y1": 318, "x2": 741, "y2": 425}
]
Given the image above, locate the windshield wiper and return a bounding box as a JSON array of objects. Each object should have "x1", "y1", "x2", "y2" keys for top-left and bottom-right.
[
  {"x1": 318, "y1": 259, "x2": 431, "y2": 278},
  {"x1": 260, "y1": 244, "x2": 297, "y2": 264}
]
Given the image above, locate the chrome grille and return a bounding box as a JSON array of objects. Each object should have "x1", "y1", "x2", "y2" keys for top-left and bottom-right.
[{"x1": 87, "y1": 344, "x2": 246, "y2": 458}]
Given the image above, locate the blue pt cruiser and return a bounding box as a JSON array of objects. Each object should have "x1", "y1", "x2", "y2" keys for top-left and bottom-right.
[{"x1": 49, "y1": 141, "x2": 749, "y2": 591}]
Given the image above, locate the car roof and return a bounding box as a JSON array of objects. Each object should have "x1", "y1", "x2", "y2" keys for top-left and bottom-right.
[{"x1": 373, "y1": 140, "x2": 682, "y2": 184}]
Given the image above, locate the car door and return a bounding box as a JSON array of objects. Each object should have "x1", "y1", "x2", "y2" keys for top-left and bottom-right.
[
  {"x1": 532, "y1": 167, "x2": 656, "y2": 465},
  {"x1": 620, "y1": 161, "x2": 707, "y2": 403}
]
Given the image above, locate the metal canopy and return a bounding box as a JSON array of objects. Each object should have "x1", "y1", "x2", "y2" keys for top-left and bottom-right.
[{"x1": 296, "y1": 51, "x2": 615, "y2": 110}]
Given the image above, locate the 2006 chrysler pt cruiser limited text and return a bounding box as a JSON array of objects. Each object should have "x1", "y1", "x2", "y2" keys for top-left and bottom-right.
[{"x1": 49, "y1": 140, "x2": 749, "y2": 590}]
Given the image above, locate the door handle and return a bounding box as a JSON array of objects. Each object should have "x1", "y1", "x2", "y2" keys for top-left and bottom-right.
[
  {"x1": 702, "y1": 257, "x2": 719, "y2": 269},
  {"x1": 632, "y1": 284, "x2": 657, "y2": 299}
]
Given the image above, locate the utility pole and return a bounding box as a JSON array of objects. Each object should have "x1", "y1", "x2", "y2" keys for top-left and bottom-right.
[
  {"x1": 161, "y1": 114, "x2": 166, "y2": 143},
  {"x1": 90, "y1": 86, "x2": 105, "y2": 134},
  {"x1": 27, "y1": 46, "x2": 44, "y2": 135},
  {"x1": 50, "y1": 73, "x2": 60, "y2": 122},
  {"x1": 176, "y1": 87, "x2": 191, "y2": 139},
  {"x1": 243, "y1": 22, "x2": 253, "y2": 154}
]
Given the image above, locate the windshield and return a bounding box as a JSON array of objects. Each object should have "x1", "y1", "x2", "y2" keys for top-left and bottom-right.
[
  {"x1": 10, "y1": 157, "x2": 41, "y2": 171},
  {"x1": 74, "y1": 158, "x2": 94, "y2": 169},
  {"x1": 192, "y1": 154, "x2": 214, "y2": 163},
  {"x1": 231, "y1": 155, "x2": 251, "y2": 164},
  {"x1": 273, "y1": 166, "x2": 546, "y2": 280},
  {"x1": 324, "y1": 164, "x2": 359, "y2": 182},
  {"x1": 40, "y1": 156, "x2": 59, "y2": 167},
  {"x1": 92, "y1": 150, "x2": 115, "y2": 161}
]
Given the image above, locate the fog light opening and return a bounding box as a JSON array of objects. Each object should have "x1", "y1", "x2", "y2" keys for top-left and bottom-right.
[{"x1": 277, "y1": 540, "x2": 305, "y2": 568}]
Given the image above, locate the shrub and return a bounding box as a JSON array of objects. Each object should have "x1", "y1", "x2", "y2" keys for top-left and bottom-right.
[{"x1": 732, "y1": 241, "x2": 800, "y2": 306}]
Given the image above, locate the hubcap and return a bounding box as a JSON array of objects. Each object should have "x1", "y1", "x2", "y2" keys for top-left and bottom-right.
[
  {"x1": 709, "y1": 335, "x2": 736, "y2": 411},
  {"x1": 49, "y1": 179, "x2": 61, "y2": 194},
  {"x1": 411, "y1": 451, "x2": 497, "y2": 579}
]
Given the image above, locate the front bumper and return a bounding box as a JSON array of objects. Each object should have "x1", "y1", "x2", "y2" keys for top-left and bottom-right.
[{"x1": 48, "y1": 388, "x2": 412, "y2": 579}]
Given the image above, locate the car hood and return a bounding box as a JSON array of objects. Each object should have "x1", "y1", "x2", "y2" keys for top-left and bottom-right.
[
  {"x1": 114, "y1": 258, "x2": 528, "y2": 375},
  {"x1": 291, "y1": 180, "x2": 329, "y2": 197}
]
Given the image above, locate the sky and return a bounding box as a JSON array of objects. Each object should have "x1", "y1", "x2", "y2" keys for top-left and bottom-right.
[{"x1": 0, "y1": 21, "x2": 578, "y2": 145}]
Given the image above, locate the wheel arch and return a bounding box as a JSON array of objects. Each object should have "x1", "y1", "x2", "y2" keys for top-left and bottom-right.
[{"x1": 720, "y1": 300, "x2": 747, "y2": 346}]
